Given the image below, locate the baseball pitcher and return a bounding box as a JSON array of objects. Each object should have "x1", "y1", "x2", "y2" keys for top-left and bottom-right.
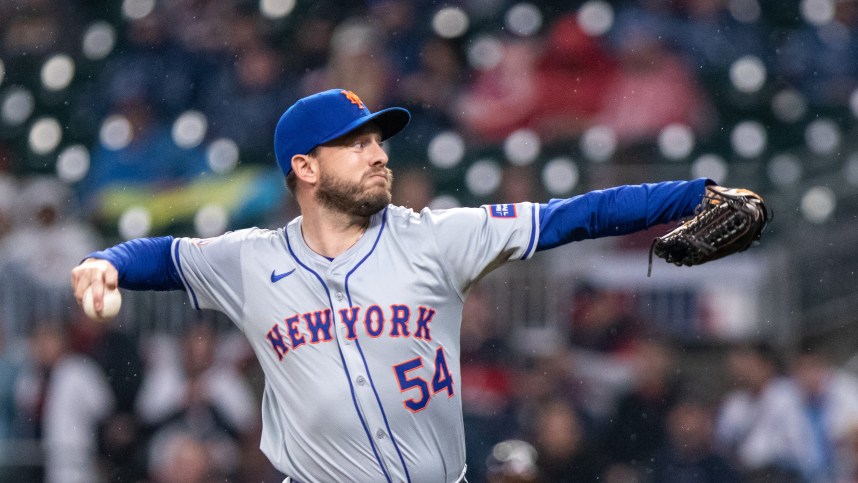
[{"x1": 71, "y1": 89, "x2": 765, "y2": 482}]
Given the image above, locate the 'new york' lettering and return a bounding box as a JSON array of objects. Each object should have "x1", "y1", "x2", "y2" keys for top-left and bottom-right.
[{"x1": 265, "y1": 304, "x2": 436, "y2": 360}]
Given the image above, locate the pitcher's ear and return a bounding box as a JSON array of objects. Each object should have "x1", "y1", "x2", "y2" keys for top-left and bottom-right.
[{"x1": 291, "y1": 152, "x2": 319, "y2": 185}]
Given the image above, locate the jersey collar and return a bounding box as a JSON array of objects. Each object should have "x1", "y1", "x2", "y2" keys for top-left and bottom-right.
[{"x1": 286, "y1": 207, "x2": 388, "y2": 275}]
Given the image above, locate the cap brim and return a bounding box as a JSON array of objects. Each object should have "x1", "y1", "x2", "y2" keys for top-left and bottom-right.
[{"x1": 316, "y1": 107, "x2": 411, "y2": 149}]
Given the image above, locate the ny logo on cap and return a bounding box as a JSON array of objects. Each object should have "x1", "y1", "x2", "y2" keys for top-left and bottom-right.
[{"x1": 341, "y1": 90, "x2": 365, "y2": 110}]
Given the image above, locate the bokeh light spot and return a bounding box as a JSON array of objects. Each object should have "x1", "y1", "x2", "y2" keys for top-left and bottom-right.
[
  {"x1": 801, "y1": 0, "x2": 835, "y2": 26},
  {"x1": 505, "y1": 3, "x2": 542, "y2": 37},
  {"x1": 259, "y1": 0, "x2": 296, "y2": 19},
  {"x1": 580, "y1": 125, "x2": 617, "y2": 162},
  {"x1": 194, "y1": 204, "x2": 229, "y2": 237},
  {"x1": 729, "y1": 55, "x2": 766, "y2": 93},
  {"x1": 28, "y1": 117, "x2": 63, "y2": 155},
  {"x1": 432, "y1": 7, "x2": 469, "y2": 39},
  {"x1": 427, "y1": 131, "x2": 466, "y2": 169},
  {"x1": 467, "y1": 35, "x2": 504, "y2": 71},
  {"x1": 428, "y1": 195, "x2": 461, "y2": 210},
  {"x1": 658, "y1": 124, "x2": 695, "y2": 160},
  {"x1": 1, "y1": 87, "x2": 35, "y2": 126},
  {"x1": 119, "y1": 206, "x2": 152, "y2": 240},
  {"x1": 41, "y1": 54, "x2": 76, "y2": 91},
  {"x1": 541, "y1": 157, "x2": 579, "y2": 195},
  {"x1": 122, "y1": 0, "x2": 155, "y2": 20},
  {"x1": 56, "y1": 145, "x2": 91, "y2": 183},
  {"x1": 577, "y1": 1, "x2": 614, "y2": 36},
  {"x1": 731, "y1": 121, "x2": 767, "y2": 158},
  {"x1": 772, "y1": 89, "x2": 807, "y2": 123},
  {"x1": 466, "y1": 159, "x2": 503, "y2": 197},
  {"x1": 801, "y1": 186, "x2": 836, "y2": 223},
  {"x1": 691, "y1": 154, "x2": 728, "y2": 184},
  {"x1": 82, "y1": 22, "x2": 117, "y2": 60},
  {"x1": 804, "y1": 119, "x2": 840, "y2": 156},
  {"x1": 728, "y1": 0, "x2": 761, "y2": 23},
  {"x1": 100, "y1": 115, "x2": 133, "y2": 150},
  {"x1": 207, "y1": 138, "x2": 240, "y2": 174},
  {"x1": 503, "y1": 129, "x2": 540, "y2": 166},
  {"x1": 767, "y1": 154, "x2": 803, "y2": 187},
  {"x1": 172, "y1": 110, "x2": 208, "y2": 149}
]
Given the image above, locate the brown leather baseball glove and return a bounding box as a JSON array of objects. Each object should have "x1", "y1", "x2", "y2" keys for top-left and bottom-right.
[{"x1": 648, "y1": 186, "x2": 769, "y2": 276}]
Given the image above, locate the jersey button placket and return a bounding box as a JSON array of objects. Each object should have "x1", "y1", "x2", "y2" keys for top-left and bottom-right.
[{"x1": 329, "y1": 276, "x2": 402, "y2": 480}]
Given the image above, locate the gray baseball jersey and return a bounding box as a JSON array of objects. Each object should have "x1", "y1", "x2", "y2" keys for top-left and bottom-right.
[{"x1": 170, "y1": 202, "x2": 539, "y2": 482}]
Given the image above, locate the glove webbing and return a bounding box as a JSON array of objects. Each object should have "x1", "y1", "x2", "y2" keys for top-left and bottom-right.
[{"x1": 647, "y1": 195, "x2": 759, "y2": 277}]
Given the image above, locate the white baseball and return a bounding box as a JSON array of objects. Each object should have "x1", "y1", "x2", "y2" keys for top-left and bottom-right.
[{"x1": 82, "y1": 286, "x2": 122, "y2": 322}]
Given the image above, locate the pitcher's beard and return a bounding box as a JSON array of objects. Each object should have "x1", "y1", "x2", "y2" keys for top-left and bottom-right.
[{"x1": 316, "y1": 168, "x2": 393, "y2": 218}]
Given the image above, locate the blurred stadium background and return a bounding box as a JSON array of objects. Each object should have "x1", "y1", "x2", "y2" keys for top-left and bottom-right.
[{"x1": 2, "y1": 0, "x2": 858, "y2": 482}]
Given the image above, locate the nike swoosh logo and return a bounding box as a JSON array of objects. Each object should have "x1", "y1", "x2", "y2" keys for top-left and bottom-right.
[{"x1": 270, "y1": 269, "x2": 296, "y2": 283}]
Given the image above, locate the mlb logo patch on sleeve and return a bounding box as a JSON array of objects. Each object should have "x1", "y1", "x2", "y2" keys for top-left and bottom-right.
[{"x1": 488, "y1": 204, "x2": 517, "y2": 218}]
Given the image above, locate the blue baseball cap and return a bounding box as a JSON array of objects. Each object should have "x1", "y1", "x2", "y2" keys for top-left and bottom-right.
[{"x1": 274, "y1": 89, "x2": 411, "y2": 176}]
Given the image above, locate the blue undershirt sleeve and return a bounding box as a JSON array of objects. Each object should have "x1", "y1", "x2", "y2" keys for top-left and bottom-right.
[
  {"x1": 536, "y1": 178, "x2": 712, "y2": 251},
  {"x1": 84, "y1": 236, "x2": 184, "y2": 291}
]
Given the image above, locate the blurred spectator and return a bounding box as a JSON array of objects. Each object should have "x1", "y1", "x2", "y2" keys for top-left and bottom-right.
[
  {"x1": 0, "y1": 143, "x2": 17, "y2": 173},
  {"x1": 843, "y1": 421, "x2": 858, "y2": 483},
  {"x1": 69, "y1": 311, "x2": 147, "y2": 482},
  {"x1": 136, "y1": 322, "x2": 258, "y2": 480},
  {"x1": 562, "y1": 288, "x2": 646, "y2": 422},
  {"x1": 78, "y1": 87, "x2": 284, "y2": 235},
  {"x1": 0, "y1": 0, "x2": 83, "y2": 62},
  {"x1": 201, "y1": 42, "x2": 295, "y2": 156},
  {"x1": 671, "y1": 0, "x2": 769, "y2": 88},
  {"x1": 605, "y1": 339, "x2": 681, "y2": 469},
  {"x1": 596, "y1": 21, "x2": 712, "y2": 148},
  {"x1": 456, "y1": 39, "x2": 541, "y2": 143},
  {"x1": 80, "y1": 96, "x2": 209, "y2": 205},
  {"x1": 790, "y1": 346, "x2": 858, "y2": 482},
  {"x1": 369, "y1": 0, "x2": 425, "y2": 76},
  {"x1": 648, "y1": 396, "x2": 740, "y2": 483},
  {"x1": 498, "y1": 166, "x2": 542, "y2": 205},
  {"x1": 0, "y1": 174, "x2": 17, "y2": 241},
  {"x1": 395, "y1": 37, "x2": 462, "y2": 151},
  {"x1": 289, "y1": 10, "x2": 337, "y2": 71},
  {"x1": 601, "y1": 463, "x2": 642, "y2": 483},
  {"x1": 0, "y1": 326, "x2": 32, "y2": 482},
  {"x1": 568, "y1": 285, "x2": 643, "y2": 354},
  {"x1": 391, "y1": 166, "x2": 434, "y2": 211},
  {"x1": 460, "y1": 285, "x2": 517, "y2": 483},
  {"x1": 777, "y1": 0, "x2": 858, "y2": 108},
  {"x1": 162, "y1": 0, "x2": 236, "y2": 56},
  {"x1": 397, "y1": 37, "x2": 461, "y2": 109},
  {"x1": 531, "y1": 14, "x2": 617, "y2": 143},
  {"x1": 0, "y1": 176, "x2": 101, "y2": 291},
  {"x1": 0, "y1": 325, "x2": 19, "y2": 442},
  {"x1": 16, "y1": 320, "x2": 114, "y2": 483},
  {"x1": 199, "y1": 4, "x2": 297, "y2": 159},
  {"x1": 148, "y1": 429, "x2": 211, "y2": 483},
  {"x1": 530, "y1": 398, "x2": 607, "y2": 482},
  {"x1": 716, "y1": 343, "x2": 816, "y2": 481},
  {"x1": 88, "y1": 10, "x2": 203, "y2": 122},
  {"x1": 303, "y1": 18, "x2": 395, "y2": 110}
]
